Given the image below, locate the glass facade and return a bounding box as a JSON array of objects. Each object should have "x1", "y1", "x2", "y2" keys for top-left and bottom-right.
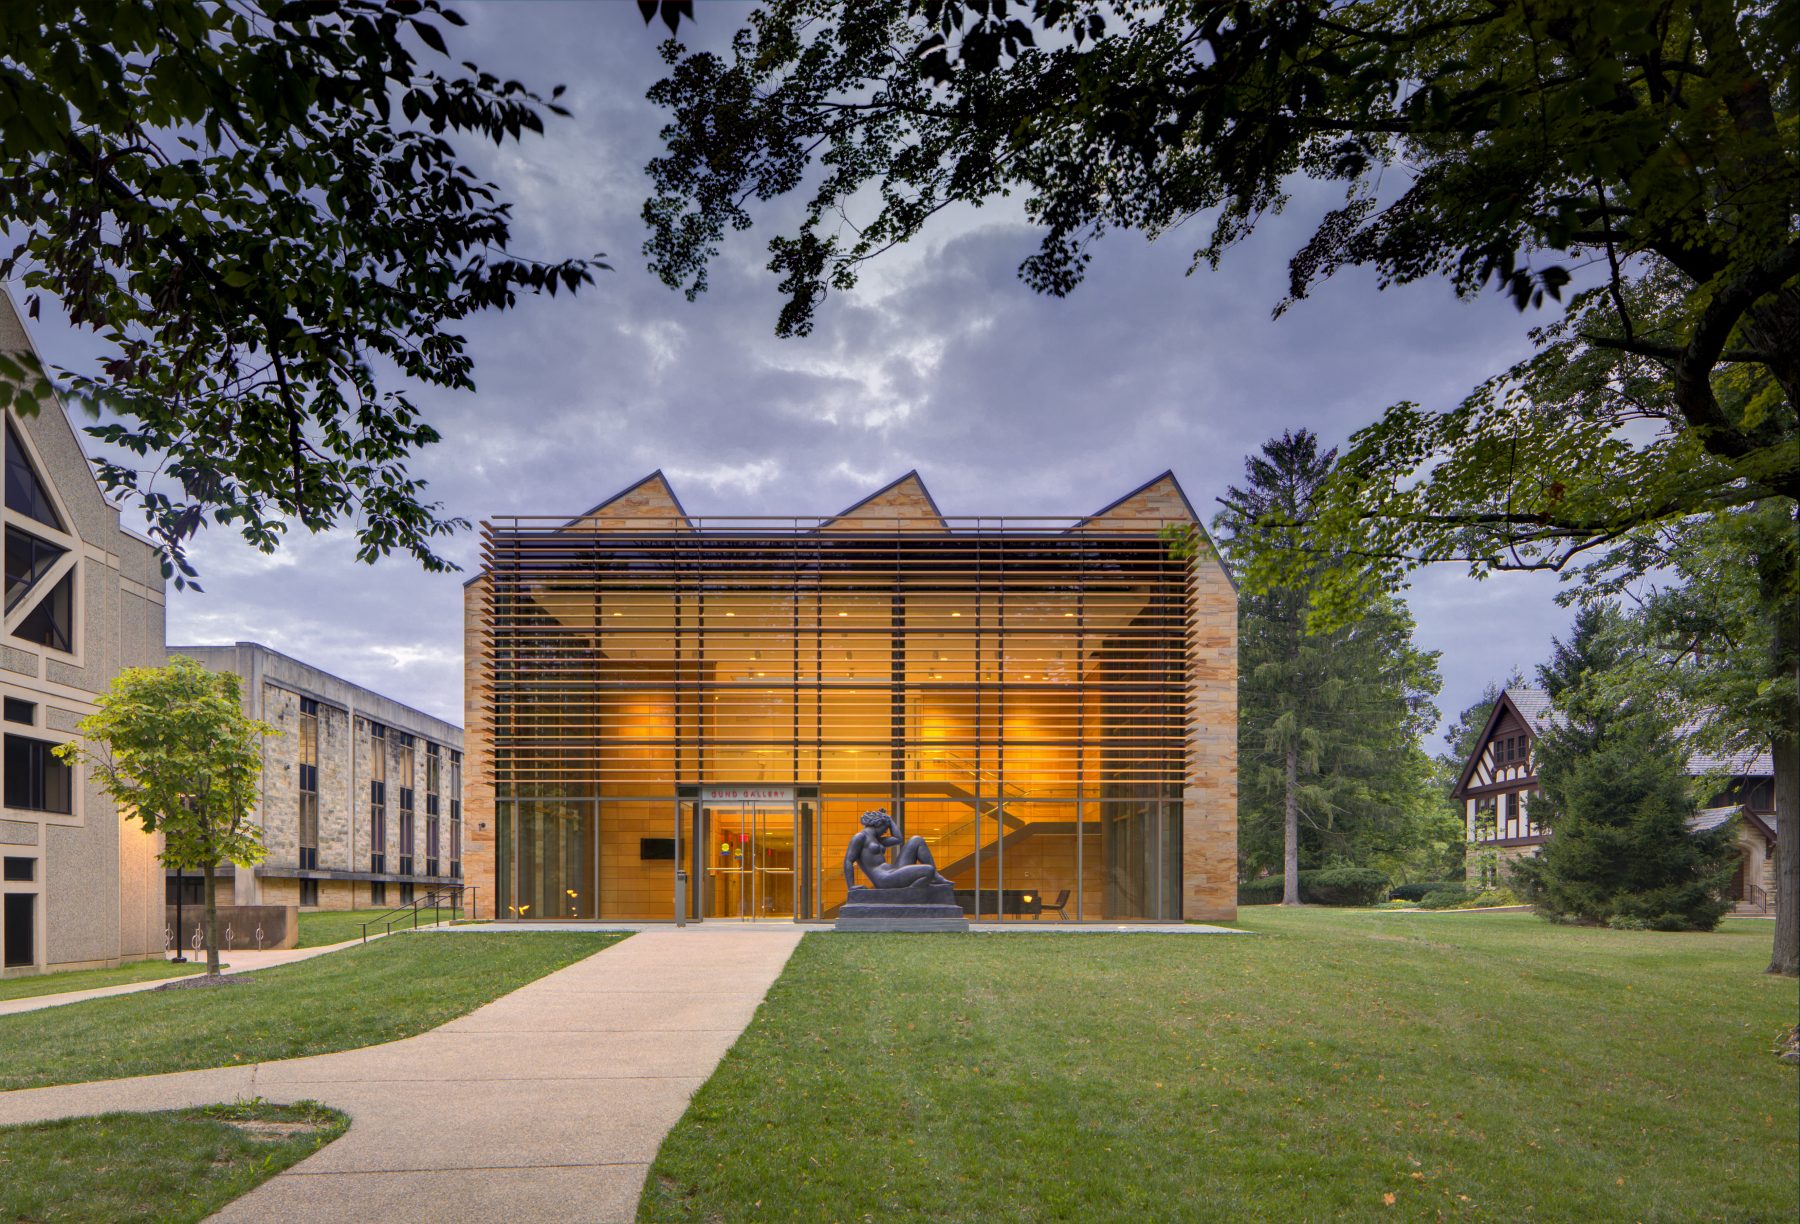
[{"x1": 482, "y1": 495, "x2": 1196, "y2": 922}]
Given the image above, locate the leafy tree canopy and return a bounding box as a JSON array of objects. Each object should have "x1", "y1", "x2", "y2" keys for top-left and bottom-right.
[
  {"x1": 1, "y1": 0, "x2": 603, "y2": 583},
  {"x1": 55, "y1": 654, "x2": 276, "y2": 971},
  {"x1": 645, "y1": 1, "x2": 1793, "y2": 481}
]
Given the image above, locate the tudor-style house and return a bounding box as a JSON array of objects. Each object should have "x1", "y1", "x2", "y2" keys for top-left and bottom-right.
[
  {"x1": 1452, "y1": 686, "x2": 1777, "y2": 914},
  {"x1": 0, "y1": 292, "x2": 167, "y2": 975}
]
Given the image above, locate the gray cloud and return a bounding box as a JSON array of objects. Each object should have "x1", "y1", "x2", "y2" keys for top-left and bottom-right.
[{"x1": 16, "y1": 2, "x2": 1576, "y2": 738}]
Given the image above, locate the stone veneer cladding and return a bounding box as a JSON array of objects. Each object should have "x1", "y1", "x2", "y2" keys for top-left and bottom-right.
[{"x1": 170, "y1": 643, "x2": 463, "y2": 912}]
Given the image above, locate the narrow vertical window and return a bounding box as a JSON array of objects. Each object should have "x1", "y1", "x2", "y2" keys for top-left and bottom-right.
[
  {"x1": 450, "y1": 749, "x2": 463, "y2": 880},
  {"x1": 298, "y1": 698, "x2": 319, "y2": 869},
  {"x1": 397, "y1": 731, "x2": 416, "y2": 878},
  {"x1": 369, "y1": 722, "x2": 387, "y2": 878},
  {"x1": 425, "y1": 742, "x2": 441, "y2": 877}
]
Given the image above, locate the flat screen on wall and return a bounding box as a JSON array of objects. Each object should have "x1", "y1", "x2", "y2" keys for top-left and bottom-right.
[{"x1": 640, "y1": 837, "x2": 676, "y2": 861}]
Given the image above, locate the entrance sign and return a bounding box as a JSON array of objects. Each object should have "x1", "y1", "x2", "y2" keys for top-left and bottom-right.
[{"x1": 701, "y1": 786, "x2": 795, "y2": 803}]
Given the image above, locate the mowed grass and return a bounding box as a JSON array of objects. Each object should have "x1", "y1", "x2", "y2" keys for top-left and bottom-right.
[
  {"x1": 641, "y1": 911, "x2": 1797, "y2": 1223},
  {"x1": 0, "y1": 1100, "x2": 346, "y2": 1222},
  {"x1": 0, "y1": 932, "x2": 619, "y2": 1090},
  {"x1": 0, "y1": 959, "x2": 203, "y2": 1002},
  {"x1": 295, "y1": 906, "x2": 463, "y2": 948}
]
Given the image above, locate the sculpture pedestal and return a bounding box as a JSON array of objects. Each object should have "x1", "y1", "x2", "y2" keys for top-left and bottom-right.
[{"x1": 834, "y1": 881, "x2": 969, "y2": 932}]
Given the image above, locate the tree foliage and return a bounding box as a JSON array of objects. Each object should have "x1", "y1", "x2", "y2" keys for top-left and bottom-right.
[
  {"x1": 0, "y1": 0, "x2": 603, "y2": 582},
  {"x1": 644, "y1": 0, "x2": 1795, "y2": 485},
  {"x1": 1217, "y1": 431, "x2": 1443, "y2": 892},
  {"x1": 1513, "y1": 608, "x2": 1738, "y2": 931},
  {"x1": 55, "y1": 655, "x2": 276, "y2": 973},
  {"x1": 638, "y1": 0, "x2": 1796, "y2": 965}
]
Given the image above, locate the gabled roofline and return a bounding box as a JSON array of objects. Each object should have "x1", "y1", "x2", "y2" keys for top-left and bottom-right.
[
  {"x1": 563, "y1": 469, "x2": 692, "y2": 530},
  {"x1": 1, "y1": 289, "x2": 162, "y2": 555},
  {"x1": 1079, "y1": 469, "x2": 1200, "y2": 525},
  {"x1": 1071, "y1": 470, "x2": 1237, "y2": 592},
  {"x1": 1743, "y1": 809, "x2": 1778, "y2": 844},
  {"x1": 821, "y1": 469, "x2": 945, "y2": 526},
  {"x1": 1451, "y1": 689, "x2": 1535, "y2": 800}
]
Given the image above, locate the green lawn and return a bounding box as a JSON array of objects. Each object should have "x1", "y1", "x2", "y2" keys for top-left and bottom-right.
[
  {"x1": 295, "y1": 906, "x2": 463, "y2": 947},
  {"x1": 641, "y1": 911, "x2": 1797, "y2": 1223},
  {"x1": 0, "y1": 932, "x2": 619, "y2": 1090},
  {"x1": 0, "y1": 1101, "x2": 346, "y2": 1222},
  {"x1": 0, "y1": 959, "x2": 204, "y2": 1002}
]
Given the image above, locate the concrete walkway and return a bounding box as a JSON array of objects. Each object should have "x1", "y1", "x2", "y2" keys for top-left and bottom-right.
[
  {"x1": 0, "y1": 928, "x2": 804, "y2": 1223},
  {"x1": 0, "y1": 937, "x2": 380, "y2": 1019}
]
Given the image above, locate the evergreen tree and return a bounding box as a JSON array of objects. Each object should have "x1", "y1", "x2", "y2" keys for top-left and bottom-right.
[
  {"x1": 1217, "y1": 431, "x2": 1441, "y2": 900},
  {"x1": 1513, "y1": 607, "x2": 1737, "y2": 930}
]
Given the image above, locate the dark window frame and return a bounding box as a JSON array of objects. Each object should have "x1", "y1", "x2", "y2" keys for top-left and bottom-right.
[
  {"x1": 5, "y1": 420, "x2": 64, "y2": 532},
  {"x1": 3, "y1": 732, "x2": 72, "y2": 813}
]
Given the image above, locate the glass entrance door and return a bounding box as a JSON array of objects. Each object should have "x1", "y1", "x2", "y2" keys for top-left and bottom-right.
[{"x1": 695, "y1": 800, "x2": 796, "y2": 920}]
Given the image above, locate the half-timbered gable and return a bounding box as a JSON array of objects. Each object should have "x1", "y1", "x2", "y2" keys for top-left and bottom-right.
[{"x1": 1453, "y1": 684, "x2": 1777, "y2": 913}]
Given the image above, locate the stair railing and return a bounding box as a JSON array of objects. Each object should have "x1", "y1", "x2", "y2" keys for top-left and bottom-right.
[{"x1": 357, "y1": 883, "x2": 470, "y2": 944}]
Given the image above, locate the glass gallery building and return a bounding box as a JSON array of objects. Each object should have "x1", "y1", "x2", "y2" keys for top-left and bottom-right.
[{"x1": 462, "y1": 471, "x2": 1237, "y2": 924}]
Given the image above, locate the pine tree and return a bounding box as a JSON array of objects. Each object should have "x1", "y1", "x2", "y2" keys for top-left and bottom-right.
[
  {"x1": 1217, "y1": 431, "x2": 1441, "y2": 900},
  {"x1": 1514, "y1": 607, "x2": 1737, "y2": 930}
]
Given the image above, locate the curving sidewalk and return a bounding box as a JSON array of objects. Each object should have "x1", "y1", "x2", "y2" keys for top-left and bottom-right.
[{"x1": 0, "y1": 928, "x2": 803, "y2": 1223}]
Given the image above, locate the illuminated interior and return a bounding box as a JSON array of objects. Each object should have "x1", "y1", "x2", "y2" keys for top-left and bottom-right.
[{"x1": 483, "y1": 475, "x2": 1197, "y2": 922}]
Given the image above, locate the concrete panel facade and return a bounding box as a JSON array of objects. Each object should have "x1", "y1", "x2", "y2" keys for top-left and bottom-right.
[{"x1": 0, "y1": 292, "x2": 167, "y2": 974}]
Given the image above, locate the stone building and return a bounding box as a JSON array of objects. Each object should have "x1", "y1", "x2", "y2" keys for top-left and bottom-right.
[
  {"x1": 464, "y1": 470, "x2": 1238, "y2": 924},
  {"x1": 172, "y1": 643, "x2": 464, "y2": 912},
  {"x1": 0, "y1": 292, "x2": 167, "y2": 975},
  {"x1": 1453, "y1": 685, "x2": 1777, "y2": 913}
]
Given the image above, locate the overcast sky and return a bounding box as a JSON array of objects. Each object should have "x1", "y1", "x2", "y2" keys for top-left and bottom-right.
[{"x1": 16, "y1": 2, "x2": 1576, "y2": 747}]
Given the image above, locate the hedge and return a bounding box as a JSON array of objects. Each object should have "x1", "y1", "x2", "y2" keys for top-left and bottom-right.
[
  {"x1": 1389, "y1": 880, "x2": 1464, "y2": 903},
  {"x1": 1237, "y1": 867, "x2": 1390, "y2": 907}
]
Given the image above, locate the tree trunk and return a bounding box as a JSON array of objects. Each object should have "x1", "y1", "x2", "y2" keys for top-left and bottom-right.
[
  {"x1": 202, "y1": 861, "x2": 221, "y2": 976},
  {"x1": 1770, "y1": 727, "x2": 1797, "y2": 976},
  {"x1": 1763, "y1": 525, "x2": 1798, "y2": 976},
  {"x1": 1282, "y1": 742, "x2": 1302, "y2": 905}
]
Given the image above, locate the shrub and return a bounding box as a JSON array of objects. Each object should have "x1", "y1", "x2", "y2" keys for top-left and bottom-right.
[
  {"x1": 1419, "y1": 887, "x2": 1469, "y2": 909},
  {"x1": 1236, "y1": 868, "x2": 1391, "y2": 907},
  {"x1": 1237, "y1": 876, "x2": 1284, "y2": 906},
  {"x1": 1390, "y1": 880, "x2": 1461, "y2": 903},
  {"x1": 1305, "y1": 867, "x2": 1390, "y2": 906},
  {"x1": 1463, "y1": 887, "x2": 1522, "y2": 908}
]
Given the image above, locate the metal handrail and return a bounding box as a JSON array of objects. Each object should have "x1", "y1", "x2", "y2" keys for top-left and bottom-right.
[
  {"x1": 357, "y1": 883, "x2": 473, "y2": 944},
  {"x1": 1743, "y1": 883, "x2": 1768, "y2": 912}
]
